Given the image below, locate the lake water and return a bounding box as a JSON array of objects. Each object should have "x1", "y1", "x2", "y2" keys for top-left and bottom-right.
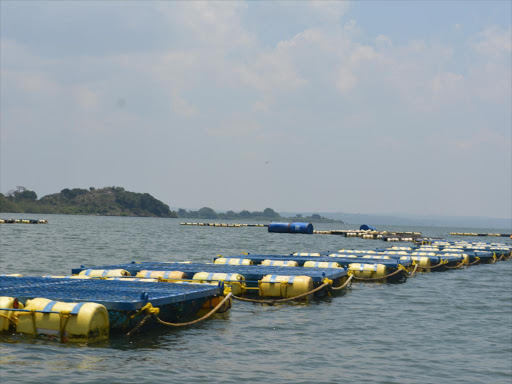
[{"x1": 1, "y1": 214, "x2": 511, "y2": 383}]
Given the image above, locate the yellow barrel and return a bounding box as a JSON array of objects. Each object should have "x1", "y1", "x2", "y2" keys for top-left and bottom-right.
[
  {"x1": 0, "y1": 274, "x2": 23, "y2": 277},
  {"x1": 303, "y1": 261, "x2": 341, "y2": 269},
  {"x1": 402, "y1": 256, "x2": 431, "y2": 270},
  {"x1": 214, "y1": 258, "x2": 253, "y2": 266},
  {"x1": 78, "y1": 269, "x2": 130, "y2": 278},
  {"x1": 362, "y1": 255, "x2": 391, "y2": 259},
  {"x1": 259, "y1": 275, "x2": 313, "y2": 298},
  {"x1": 443, "y1": 253, "x2": 469, "y2": 264},
  {"x1": 16, "y1": 298, "x2": 109, "y2": 342},
  {"x1": 293, "y1": 252, "x2": 321, "y2": 257},
  {"x1": 330, "y1": 253, "x2": 358, "y2": 258},
  {"x1": 339, "y1": 249, "x2": 374, "y2": 254},
  {"x1": 135, "y1": 270, "x2": 186, "y2": 281},
  {"x1": 412, "y1": 252, "x2": 437, "y2": 257},
  {"x1": 261, "y1": 260, "x2": 299, "y2": 267},
  {"x1": 192, "y1": 272, "x2": 245, "y2": 295},
  {"x1": 348, "y1": 263, "x2": 388, "y2": 278},
  {"x1": 200, "y1": 295, "x2": 232, "y2": 315},
  {"x1": 0, "y1": 297, "x2": 22, "y2": 331}
]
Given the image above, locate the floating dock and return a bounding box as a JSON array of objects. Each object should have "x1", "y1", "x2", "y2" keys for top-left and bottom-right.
[
  {"x1": 313, "y1": 229, "x2": 422, "y2": 241},
  {"x1": 71, "y1": 262, "x2": 347, "y2": 291},
  {"x1": 0, "y1": 219, "x2": 48, "y2": 224},
  {"x1": 0, "y1": 276, "x2": 226, "y2": 341},
  {"x1": 213, "y1": 254, "x2": 409, "y2": 283},
  {"x1": 450, "y1": 232, "x2": 511, "y2": 237},
  {"x1": 180, "y1": 222, "x2": 267, "y2": 227}
]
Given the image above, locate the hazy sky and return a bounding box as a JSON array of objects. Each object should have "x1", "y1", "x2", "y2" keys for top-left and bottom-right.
[{"x1": 1, "y1": 1, "x2": 511, "y2": 218}]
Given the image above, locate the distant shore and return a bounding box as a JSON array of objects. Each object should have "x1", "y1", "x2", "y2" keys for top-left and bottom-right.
[{"x1": 0, "y1": 186, "x2": 342, "y2": 223}]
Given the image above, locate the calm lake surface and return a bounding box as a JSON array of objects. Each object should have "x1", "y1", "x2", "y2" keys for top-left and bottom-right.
[{"x1": 1, "y1": 214, "x2": 511, "y2": 383}]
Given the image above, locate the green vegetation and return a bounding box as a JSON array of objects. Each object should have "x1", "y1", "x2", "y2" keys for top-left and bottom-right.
[
  {"x1": 0, "y1": 186, "x2": 177, "y2": 218},
  {"x1": 177, "y1": 207, "x2": 342, "y2": 223}
]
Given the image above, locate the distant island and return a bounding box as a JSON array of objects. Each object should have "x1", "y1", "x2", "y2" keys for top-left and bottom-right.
[
  {"x1": 0, "y1": 186, "x2": 177, "y2": 218},
  {"x1": 0, "y1": 186, "x2": 342, "y2": 223},
  {"x1": 177, "y1": 207, "x2": 342, "y2": 223}
]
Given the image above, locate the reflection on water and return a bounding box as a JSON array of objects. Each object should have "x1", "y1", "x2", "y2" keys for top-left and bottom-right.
[{"x1": 0, "y1": 213, "x2": 511, "y2": 383}]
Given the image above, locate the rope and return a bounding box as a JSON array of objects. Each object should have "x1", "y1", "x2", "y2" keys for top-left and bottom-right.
[
  {"x1": 407, "y1": 263, "x2": 419, "y2": 278},
  {"x1": 468, "y1": 257, "x2": 481, "y2": 266},
  {"x1": 232, "y1": 282, "x2": 330, "y2": 304},
  {"x1": 59, "y1": 314, "x2": 71, "y2": 343},
  {"x1": 126, "y1": 313, "x2": 153, "y2": 336},
  {"x1": 351, "y1": 267, "x2": 405, "y2": 282},
  {"x1": 154, "y1": 293, "x2": 233, "y2": 327},
  {"x1": 30, "y1": 311, "x2": 36, "y2": 336},
  {"x1": 0, "y1": 313, "x2": 17, "y2": 325},
  {"x1": 444, "y1": 261, "x2": 467, "y2": 269},
  {"x1": 422, "y1": 260, "x2": 448, "y2": 270},
  {"x1": 331, "y1": 275, "x2": 354, "y2": 291}
]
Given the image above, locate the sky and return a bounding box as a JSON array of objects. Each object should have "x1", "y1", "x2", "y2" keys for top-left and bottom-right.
[{"x1": 1, "y1": 1, "x2": 511, "y2": 219}]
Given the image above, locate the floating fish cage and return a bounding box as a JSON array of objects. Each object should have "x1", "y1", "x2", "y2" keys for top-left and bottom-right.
[
  {"x1": 214, "y1": 254, "x2": 410, "y2": 283},
  {"x1": 71, "y1": 262, "x2": 349, "y2": 298},
  {"x1": 0, "y1": 276, "x2": 227, "y2": 342},
  {"x1": 0, "y1": 219, "x2": 48, "y2": 224}
]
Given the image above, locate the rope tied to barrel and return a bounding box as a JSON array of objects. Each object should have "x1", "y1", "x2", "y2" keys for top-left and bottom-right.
[
  {"x1": 351, "y1": 265, "x2": 408, "y2": 282},
  {"x1": 407, "y1": 263, "x2": 419, "y2": 278},
  {"x1": 330, "y1": 274, "x2": 354, "y2": 291},
  {"x1": 444, "y1": 260, "x2": 467, "y2": 269},
  {"x1": 0, "y1": 313, "x2": 17, "y2": 325},
  {"x1": 468, "y1": 257, "x2": 481, "y2": 266},
  {"x1": 58, "y1": 311, "x2": 72, "y2": 343},
  {"x1": 232, "y1": 281, "x2": 331, "y2": 304},
  {"x1": 422, "y1": 259, "x2": 448, "y2": 270},
  {"x1": 127, "y1": 293, "x2": 233, "y2": 336}
]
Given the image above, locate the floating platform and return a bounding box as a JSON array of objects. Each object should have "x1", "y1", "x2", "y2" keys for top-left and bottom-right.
[
  {"x1": 180, "y1": 222, "x2": 267, "y2": 227},
  {"x1": 217, "y1": 254, "x2": 411, "y2": 268},
  {"x1": 0, "y1": 219, "x2": 48, "y2": 224},
  {"x1": 214, "y1": 254, "x2": 409, "y2": 283},
  {"x1": 72, "y1": 262, "x2": 346, "y2": 288},
  {"x1": 70, "y1": 262, "x2": 349, "y2": 299},
  {"x1": 0, "y1": 276, "x2": 224, "y2": 337},
  {"x1": 313, "y1": 229, "x2": 422, "y2": 241},
  {"x1": 450, "y1": 232, "x2": 511, "y2": 237}
]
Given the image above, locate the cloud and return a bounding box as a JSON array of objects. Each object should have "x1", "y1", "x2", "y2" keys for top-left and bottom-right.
[
  {"x1": 470, "y1": 26, "x2": 512, "y2": 57},
  {"x1": 336, "y1": 67, "x2": 357, "y2": 93},
  {"x1": 455, "y1": 130, "x2": 511, "y2": 151}
]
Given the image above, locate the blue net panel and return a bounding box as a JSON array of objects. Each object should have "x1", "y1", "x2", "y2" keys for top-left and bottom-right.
[{"x1": 0, "y1": 276, "x2": 221, "y2": 311}]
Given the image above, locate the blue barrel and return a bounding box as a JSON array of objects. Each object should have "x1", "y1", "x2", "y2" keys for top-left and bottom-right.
[
  {"x1": 268, "y1": 222, "x2": 314, "y2": 234},
  {"x1": 360, "y1": 224, "x2": 376, "y2": 231}
]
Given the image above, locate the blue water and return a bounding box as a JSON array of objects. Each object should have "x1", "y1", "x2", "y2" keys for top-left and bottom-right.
[{"x1": 1, "y1": 214, "x2": 511, "y2": 383}]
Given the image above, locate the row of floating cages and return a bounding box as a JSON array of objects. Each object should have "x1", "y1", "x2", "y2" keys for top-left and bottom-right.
[
  {"x1": 450, "y1": 232, "x2": 511, "y2": 237},
  {"x1": 1, "y1": 240, "x2": 510, "y2": 342},
  {"x1": 180, "y1": 222, "x2": 266, "y2": 227},
  {"x1": 313, "y1": 229, "x2": 422, "y2": 241},
  {"x1": 0, "y1": 219, "x2": 48, "y2": 224}
]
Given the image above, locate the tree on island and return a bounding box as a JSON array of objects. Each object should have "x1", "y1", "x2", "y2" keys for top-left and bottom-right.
[{"x1": 7, "y1": 186, "x2": 37, "y2": 202}]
